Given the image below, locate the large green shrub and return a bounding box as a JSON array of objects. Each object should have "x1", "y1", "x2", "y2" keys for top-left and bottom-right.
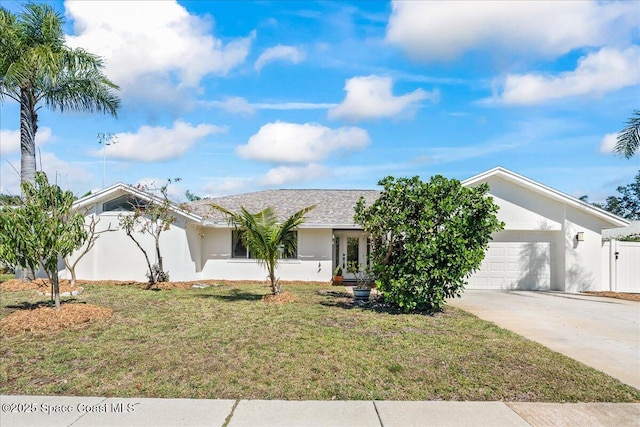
[{"x1": 355, "y1": 175, "x2": 504, "y2": 312}]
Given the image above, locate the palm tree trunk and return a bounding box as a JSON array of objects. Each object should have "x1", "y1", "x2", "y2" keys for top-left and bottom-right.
[
  {"x1": 20, "y1": 88, "x2": 38, "y2": 186},
  {"x1": 20, "y1": 89, "x2": 38, "y2": 282},
  {"x1": 268, "y1": 261, "x2": 280, "y2": 295}
]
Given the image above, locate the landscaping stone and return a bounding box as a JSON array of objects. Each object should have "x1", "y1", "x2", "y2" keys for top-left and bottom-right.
[{"x1": 37, "y1": 288, "x2": 84, "y2": 297}]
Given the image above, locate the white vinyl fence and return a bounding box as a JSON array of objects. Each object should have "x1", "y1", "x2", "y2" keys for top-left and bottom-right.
[{"x1": 602, "y1": 240, "x2": 640, "y2": 293}]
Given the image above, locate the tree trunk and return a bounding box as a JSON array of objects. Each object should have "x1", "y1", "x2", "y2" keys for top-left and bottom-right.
[
  {"x1": 268, "y1": 263, "x2": 280, "y2": 295},
  {"x1": 127, "y1": 232, "x2": 155, "y2": 287},
  {"x1": 63, "y1": 258, "x2": 77, "y2": 286},
  {"x1": 69, "y1": 264, "x2": 77, "y2": 287},
  {"x1": 155, "y1": 235, "x2": 163, "y2": 281},
  {"x1": 19, "y1": 90, "x2": 37, "y2": 282},
  {"x1": 52, "y1": 272, "x2": 61, "y2": 311},
  {"x1": 20, "y1": 88, "x2": 38, "y2": 186}
]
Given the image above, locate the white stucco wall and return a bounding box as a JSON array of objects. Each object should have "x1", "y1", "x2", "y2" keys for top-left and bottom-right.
[
  {"x1": 563, "y1": 207, "x2": 605, "y2": 292},
  {"x1": 200, "y1": 227, "x2": 333, "y2": 282},
  {"x1": 486, "y1": 179, "x2": 563, "y2": 231},
  {"x1": 62, "y1": 208, "x2": 199, "y2": 282},
  {"x1": 481, "y1": 176, "x2": 611, "y2": 292}
]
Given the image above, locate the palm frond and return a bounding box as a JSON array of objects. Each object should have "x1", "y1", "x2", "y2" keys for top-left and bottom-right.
[
  {"x1": 615, "y1": 110, "x2": 640, "y2": 159},
  {"x1": 209, "y1": 203, "x2": 315, "y2": 294}
]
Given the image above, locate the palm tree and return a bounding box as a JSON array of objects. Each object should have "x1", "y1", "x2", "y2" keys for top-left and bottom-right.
[
  {"x1": 211, "y1": 204, "x2": 315, "y2": 295},
  {"x1": 615, "y1": 111, "x2": 640, "y2": 159},
  {"x1": 0, "y1": 4, "x2": 120, "y2": 185}
]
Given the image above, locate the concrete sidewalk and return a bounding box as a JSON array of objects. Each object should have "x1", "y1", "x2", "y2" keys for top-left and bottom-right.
[{"x1": 2, "y1": 395, "x2": 639, "y2": 427}]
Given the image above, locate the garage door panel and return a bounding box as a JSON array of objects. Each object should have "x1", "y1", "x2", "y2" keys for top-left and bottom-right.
[
  {"x1": 507, "y1": 247, "x2": 520, "y2": 256},
  {"x1": 468, "y1": 242, "x2": 551, "y2": 290},
  {"x1": 491, "y1": 247, "x2": 505, "y2": 256},
  {"x1": 490, "y1": 262, "x2": 505, "y2": 272}
]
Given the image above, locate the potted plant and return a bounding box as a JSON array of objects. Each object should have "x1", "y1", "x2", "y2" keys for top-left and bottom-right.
[
  {"x1": 347, "y1": 261, "x2": 373, "y2": 301},
  {"x1": 332, "y1": 265, "x2": 343, "y2": 285}
]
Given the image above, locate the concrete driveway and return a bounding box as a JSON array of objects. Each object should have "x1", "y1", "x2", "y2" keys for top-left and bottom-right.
[{"x1": 447, "y1": 291, "x2": 640, "y2": 390}]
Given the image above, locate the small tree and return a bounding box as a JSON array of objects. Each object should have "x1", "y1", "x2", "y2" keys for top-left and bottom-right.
[
  {"x1": 118, "y1": 179, "x2": 178, "y2": 287},
  {"x1": 210, "y1": 204, "x2": 315, "y2": 295},
  {"x1": 605, "y1": 171, "x2": 639, "y2": 220},
  {"x1": 64, "y1": 215, "x2": 114, "y2": 286},
  {"x1": 0, "y1": 172, "x2": 86, "y2": 310},
  {"x1": 354, "y1": 175, "x2": 504, "y2": 312}
]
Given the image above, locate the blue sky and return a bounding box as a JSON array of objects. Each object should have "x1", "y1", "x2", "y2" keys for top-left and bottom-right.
[{"x1": 1, "y1": 0, "x2": 639, "y2": 202}]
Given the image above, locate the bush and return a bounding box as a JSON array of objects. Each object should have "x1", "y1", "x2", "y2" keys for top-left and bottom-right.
[{"x1": 355, "y1": 175, "x2": 504, "y2": 312}]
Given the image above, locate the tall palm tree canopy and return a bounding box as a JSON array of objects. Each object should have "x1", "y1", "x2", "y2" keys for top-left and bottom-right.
[
  {"x1": 210, "y1": 204, "x2": 315, "y2": 295},
  {"x1": 615, "y1": 111, "x2": 640, "y2": 159},
  {"x1": 0, "y1": 4, "x2": 120, "y2": 184}
]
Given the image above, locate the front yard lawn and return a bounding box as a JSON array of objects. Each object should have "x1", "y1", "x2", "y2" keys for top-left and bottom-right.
[{"x1": 1, "y1": 282, "x2": 638, "y2": 402}]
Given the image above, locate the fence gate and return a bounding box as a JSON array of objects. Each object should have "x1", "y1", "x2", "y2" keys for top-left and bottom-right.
[{"x1": 604, "y1": 240, "x2": 640, "y2": 293}]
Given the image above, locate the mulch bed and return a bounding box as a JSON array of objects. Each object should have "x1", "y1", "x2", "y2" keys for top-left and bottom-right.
[
  {"x1": 261, "y1": 291, "x2": 298, "y2": 304},
  {"x1": 583, "y1": 291, "x2": 640, "y2": 302},
  {"x1": 1, "y1": 279, "x2": 82, "y2": 293},
  {"x1": 0, "y1": 303, "x2": 113, "y2": 335}
]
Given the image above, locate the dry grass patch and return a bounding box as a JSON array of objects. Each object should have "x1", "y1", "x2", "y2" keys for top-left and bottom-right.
[
  {"x1": 583, "y1": 291, "x2": 640, "y2": 302},
  {"x1": 1, "y1": 283, "x2": 638, "y2": 402},
  {"x1": 0, "y1": 303, "x2": 112, "y2": 335}
]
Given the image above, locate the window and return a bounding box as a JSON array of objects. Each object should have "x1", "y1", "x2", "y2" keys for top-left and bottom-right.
[
  {"x1": 281, "y1": 231, "x2": 298, "y2": 259},
  {"x1": 232, "y1": 230, "x2": 250, "y2": 258},
  {"x1": 231, "y1": 230, "x2": 297, "y2": 259},
  {"x1": 103, "y1": 195, "x2": 148, "y2": 212}
]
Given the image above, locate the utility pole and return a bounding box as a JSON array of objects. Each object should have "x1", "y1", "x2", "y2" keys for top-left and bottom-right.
[{"x1": 97, "y1": 132, "x2": 117, "y2": 189}]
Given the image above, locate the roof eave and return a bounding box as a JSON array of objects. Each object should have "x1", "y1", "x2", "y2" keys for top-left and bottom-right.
[
  {"x1": 463, "y1": 167, "x2": 630, "y2": 228},
  {"x1": 72, "y1": 183, "x2": 203, "y2": 223}
]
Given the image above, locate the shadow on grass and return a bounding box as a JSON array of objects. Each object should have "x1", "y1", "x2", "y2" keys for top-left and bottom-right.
[
  {"x1": 196, "y1": 288, "x2": 264, "y2": 302},
  {"x1": 5, "y1": 299, "x2": 86, "y2": 311},
  {"x1": 318, "y1": 292, "x2": 441, "y2": 316}
]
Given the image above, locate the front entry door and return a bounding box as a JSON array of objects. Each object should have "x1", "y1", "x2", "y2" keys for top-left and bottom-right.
[{"x1": 333, "y1": 231, "x2": 369, "y2": 280}]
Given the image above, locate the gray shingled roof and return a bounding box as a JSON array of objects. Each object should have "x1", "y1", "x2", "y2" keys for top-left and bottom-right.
[{"x1": 186, "y1": 189, "x2": 380, "y2": 227}]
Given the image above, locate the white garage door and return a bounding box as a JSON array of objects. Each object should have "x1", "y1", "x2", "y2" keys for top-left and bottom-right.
[{"x1": 467, "y1": 242, "x2": 551, "y2": 290}]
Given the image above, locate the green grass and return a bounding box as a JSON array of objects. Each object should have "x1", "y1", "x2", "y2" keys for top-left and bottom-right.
[
  {"x1": 1, "y1": 283, "x2": 638, "y2": 402},
  {"x1": 0, "y1": 274, "x2": 13, "y2": 283}
]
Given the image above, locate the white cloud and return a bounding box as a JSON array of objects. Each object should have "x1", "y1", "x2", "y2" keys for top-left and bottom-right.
[
  {"x1": 263, "y1": 164, "x2": 328, "y2": 186},
  {"x1": 496, "y1": 46, "x2": 640, "y2": 105},
  {"x1": 254, "y1": 45, "x2": 305, "y2": 71},
  {"x1": 201, "y1": 164, "x2": 331, "y2": 197},
  {"x1": 599, "y1": 133, "x2": 618, "y2": 154},
  {"x1": 0, "y1": 127, "x2": 54, "y2": 155},
  {"x1": 207, "y1": 96, "x2": 256, "y2": 115},
  {"x1": 236, "y1": 121, "x2": 370, "y2": 163},
  {"x1": 204, "y1": 96, "x2": 336, "y2": 114},
  {"x1": 252, "y1": 102, "x2": 337, "y2": 110},
  {"x1": 328, "y1": 75, "x2": 436, "y2": 121},
  {"x1": 64, "y1": 1, "x2": 254, "y2": 99},
  {"x1": 202, "y1": 177, "x2": 252, "y2": 197},
  {"x1": 98, "y1": 120, "x2": 224, "y2": 162},
  {"x1": 386, "y1": 1, "x2": 637, "y2": 61}
]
